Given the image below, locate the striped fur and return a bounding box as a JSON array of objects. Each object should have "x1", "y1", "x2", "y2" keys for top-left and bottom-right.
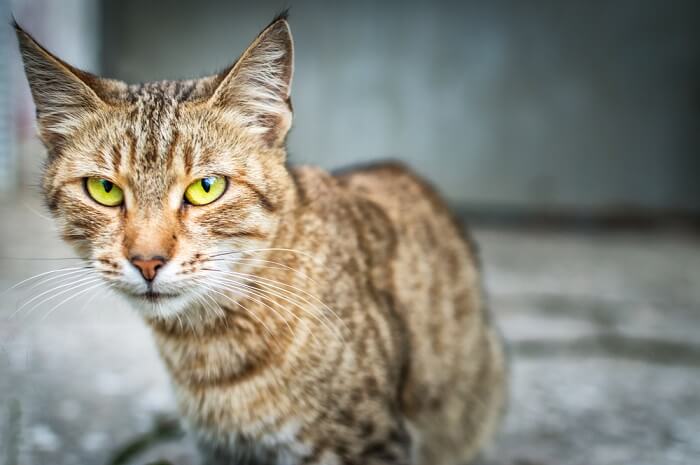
[{"x1": 16, "y1": 14, "x2": 506, "y2": 465}]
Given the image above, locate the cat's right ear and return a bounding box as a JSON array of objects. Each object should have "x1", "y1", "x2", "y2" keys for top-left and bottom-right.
[
  {"x1": 14, "y1": 21, "x2": 111, "y2": 150},
  {"x1": 206, "y1": 13, "x2": 294, "y2": 148}
]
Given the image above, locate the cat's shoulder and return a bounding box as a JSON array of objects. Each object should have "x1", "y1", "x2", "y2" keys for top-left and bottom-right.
[
  {"x1": 332, "y1": 160, "x2": 416, "y2": 182},
  {"x1": 288, "y1": 161, "x2": 450, "y2": 226},
  {"x1": 332, "y1": 161, "x2": 450, "y2": 215},
  {"x1": 290, "y1": 161, "x2": 426, "y2": 198},
  {"x1": 288, "y1": 165, "x2": 342, "y2": 205},
  {"x1": 333, "y1": 160, "x2": 437, "y2": 197}
]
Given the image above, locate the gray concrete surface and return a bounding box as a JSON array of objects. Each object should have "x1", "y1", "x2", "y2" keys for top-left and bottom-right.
[{"x1": 1, "y1": 196, "x2": 699, "y2": 465}]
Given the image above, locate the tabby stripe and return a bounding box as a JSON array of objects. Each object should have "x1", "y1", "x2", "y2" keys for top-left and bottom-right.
[
  {"x1": 127, "y1": 131, "x2": 137, "y2": 171},
  {"x1": 111, "y1": 144, "x2": 122, "y2": 172},
  {"x1": 183, "y1": 144, "x2": 194, "y2": 174},
  {"x1": 165, "y1": 130, "x2": 180, "y2": 171},
  {"x1": 237, "y1": 178, "x2": 276, "y2": 212},
  {"x1": 212, "y1": 229, "x2": 267, "y2": 240}
]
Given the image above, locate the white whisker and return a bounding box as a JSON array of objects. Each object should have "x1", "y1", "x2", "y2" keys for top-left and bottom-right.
[
  {"x1": 78, "y1": 282, "x2": 116, "y2": 315},
  {"x1": 203, "y1": 270, "x2": 345, "y2": 345},
  {"x1": 204, "y1": 268, "x2": 346, "y2": 340},
  {"x1": 11, "y1": 274, "x2": 100, "y2": 318},
  {"x1": 40, "y1": 281, "x2": 107, "y2": 321},
  {"x1": 211, "y1": 247, "x2": 323, "y2": 264},
  {"x1": 23, "y1": 277, "x2": 103, "y2": 319},
  {"x1": 24, "y1": 268, "x2": 95, "y2": 293},
  {"x1": 207, "y1": 257, "x2": 320, "y2": 285},
  {"x1": 192, "y1": 279, "x2": 277, "y2": 340},
  {"x1": 3, "y1": 266, "x2": 92, "y2": 295},
  {"x1": 205, "y1": 275, "x2": 306, "y2": 346}
]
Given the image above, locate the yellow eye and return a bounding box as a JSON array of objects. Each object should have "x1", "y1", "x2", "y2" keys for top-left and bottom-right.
[
  {"x1": 184, "y1": 176, "x2": 227, "y2": 206},
  {"x1": 85, "y1": 177, "x2": 124, "y2": 207}
]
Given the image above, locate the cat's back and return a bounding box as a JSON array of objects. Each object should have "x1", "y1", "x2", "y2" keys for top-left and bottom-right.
[
  {"x1": 333, "y1": 161, "x2": 465, "y2": 243},
  {"x1": 288, "y1": 162, "x2": 504, "y2": 463},
  {"x1": 334, "y1": 161, "x2": 506, "y2": 465},
  {"x1": 332, "y1": 160, "x2": 483, "y2": 329}
]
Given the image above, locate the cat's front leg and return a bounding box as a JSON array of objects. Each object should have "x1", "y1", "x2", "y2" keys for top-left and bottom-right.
[
  {"x1": 197, "y1": 439, "x2": 273, "y2": 465},
  {"x1": 302, "y1": 432, "x2": 412, "y2": 465},
  {"x1": 301, "y1": 450, "x2": 411, "y2": 465}
]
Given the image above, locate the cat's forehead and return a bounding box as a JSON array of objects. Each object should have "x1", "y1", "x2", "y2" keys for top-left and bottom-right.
[
  {"x1": 120, "y1": 82, "x2": 212, "y2": 162},
  {"x1": 125, "y1": 77, "x2": 219, "y2": 106},
  {"x1": 100, "y1": 82, "x2": 238, "y2": 202},
  {"x1": 125, "y1": 81, "x2": 197, "y2": 133}
]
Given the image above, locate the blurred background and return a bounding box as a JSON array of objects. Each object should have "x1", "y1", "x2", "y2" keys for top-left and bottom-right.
[
  {"x1": 5, "y1": 0, "x2": 700, "y2": 215},
  {"x1": 1, "y1": 1, "x2": 699, "y2": 464}
]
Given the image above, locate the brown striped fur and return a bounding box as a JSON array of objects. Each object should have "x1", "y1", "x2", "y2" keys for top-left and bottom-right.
[{"x1": 16, "y1": 13, "x2": 506, "y2": 465}]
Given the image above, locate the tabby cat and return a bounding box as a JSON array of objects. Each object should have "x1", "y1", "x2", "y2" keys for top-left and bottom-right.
[{"x1": 15, "y1": 12, "x2": 506, "y2": 465}]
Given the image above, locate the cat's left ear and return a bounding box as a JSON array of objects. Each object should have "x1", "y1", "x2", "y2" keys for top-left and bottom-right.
[{"x1": 208, "y1": 14, "x2": 294, "y2": 147}]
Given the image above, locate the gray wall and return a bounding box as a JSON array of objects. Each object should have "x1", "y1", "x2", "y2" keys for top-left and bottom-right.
[
  {"x1": 102, "y1": 0, "x2": 700, "y2": 212},
  {"x1": 1, "y1": 0, "x2": 17, "y2": 192}
]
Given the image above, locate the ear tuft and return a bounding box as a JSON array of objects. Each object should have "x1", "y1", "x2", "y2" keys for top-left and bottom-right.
[
  {"x1": 14, "y1": 22, "x2": 107, "y2": 149},
  {"x1": 269, "y1": 8, "x2": 290, "y2": 25},
  {"x1": 208, "y1": 16, "x2": 294, "y2": 147}
]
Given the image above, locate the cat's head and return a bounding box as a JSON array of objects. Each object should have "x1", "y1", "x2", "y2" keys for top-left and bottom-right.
[{"x1": 15, "y1": 14, "x2": 295, "y2": 319}]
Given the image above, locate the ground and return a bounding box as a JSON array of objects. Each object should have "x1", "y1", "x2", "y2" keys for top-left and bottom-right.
[{"x1": 1, "y1": 195, "x2": 699, "y2": 465}]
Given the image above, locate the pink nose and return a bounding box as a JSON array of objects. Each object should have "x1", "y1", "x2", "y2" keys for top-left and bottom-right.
[{"x1": 130, "y1": 256, "x2": 166, "y2": 281}]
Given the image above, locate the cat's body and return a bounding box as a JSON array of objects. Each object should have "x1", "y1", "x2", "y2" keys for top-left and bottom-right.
[
  {"x1": 16, "y1": 13, "x2": 506, "y2": 465},
  {"x1": 153, "y1": 163, "x2": 506, "y2": 464}
]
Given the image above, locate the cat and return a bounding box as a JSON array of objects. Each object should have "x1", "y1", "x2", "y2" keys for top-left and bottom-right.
[{"x1": 15, "y1": 12, "x2": 507, "y2": 465}]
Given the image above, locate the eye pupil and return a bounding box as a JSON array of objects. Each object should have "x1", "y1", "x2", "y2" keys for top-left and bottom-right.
[
  {"x1": 100, "y1": 179, "x2": 113, "y2": 193},
  {"x1": 201, "y1": 177, "x2": 214, "y2": 193}
]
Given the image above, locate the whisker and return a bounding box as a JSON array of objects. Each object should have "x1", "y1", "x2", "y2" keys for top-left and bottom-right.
[
  {"x1": 204, "y1": 271, "x2": 345, "y2": 345},
  {"x1": 196, "y1": 295, "x2": 220, "y2": 321},
  {"x1": 204, "y1": 268, "x2": 346, "y2": 338},
  {"x1": 193, "y1": 291, "x2": 226, "y2": 322},
  {"x1": 199, "y1": 292, "x2": 231, "y2": 329},
  {"x1": 207, "y1": 277, "x2": 326, "y2": 349},
  {"x1": 78, "y1": 282, "x2": 116, "y2": 315},
  {"x1": 192, "y1": 279, "x2": 277, "y2": 340},
  {"x1": 205, "y1": 276, "x2": 303, "y2": 345},
  {"x1": 12, "y1": 275, "x2": 101, "y2": 319},
  {"x1": 3, "y1": 266, "x2": 93, "y2": 294},
  {"x1": 196, "y1": 280, "x2": 289, "y2": 353},
  {"x1": 206, "y1": 257, "x2": 320, "y2": 285},
  {"x1": 40, "y1": 281, "x2": 107, "y2": 321},
  {"x1": 175, "y1": 307, "x2": 184, "y2": 331},
  {"x1": 21, "y1": 201, "x2": 53, "y2": 222},
  {"x1": 0, "y1": 257, "x2": 86, "y2": 261},
  {"x1": 210, "y1": 247, "x2": 323, "y2": 264},
  {"x1": 24, "y1": 268, "x2": 95, "y2": 293}
]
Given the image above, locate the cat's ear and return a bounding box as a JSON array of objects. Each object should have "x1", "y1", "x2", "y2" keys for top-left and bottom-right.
[
  {"x1": 14, "y1": 21, "x2": 111, "y2": 149},
  {"x1": 208, "y1": 14, "x2": 294, "y2": 147}
]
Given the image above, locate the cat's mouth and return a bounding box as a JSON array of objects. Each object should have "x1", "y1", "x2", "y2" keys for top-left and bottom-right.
[
  {"x1": 118, "y1": 286, "x2": 193, "y2": 318},
  {"x1": 142, "y1": 291, "x2": 179, "y2": 302},
  {"x1": 125, "y1": 289, "x2": 180, "y2": 302}
]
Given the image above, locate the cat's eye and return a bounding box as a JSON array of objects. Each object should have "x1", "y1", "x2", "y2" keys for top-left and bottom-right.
[
  {"x1": 184, "y1": 176, "x2": 227, "y2": 206},
  {"x1": 85, "y1": 177, "x2": 124, "y2": 207}
]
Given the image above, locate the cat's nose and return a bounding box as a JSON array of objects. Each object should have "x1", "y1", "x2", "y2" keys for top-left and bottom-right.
[{"x1": 130, "y1": 256, "x2": 167, "y2": 282}]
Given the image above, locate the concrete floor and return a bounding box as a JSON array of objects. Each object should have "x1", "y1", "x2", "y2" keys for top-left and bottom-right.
[{"x1": 1, "y1": 196, "x2": 699, "y2": 465}]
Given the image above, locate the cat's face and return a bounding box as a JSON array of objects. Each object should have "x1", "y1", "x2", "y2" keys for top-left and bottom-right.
[{"x1": 16, "y1": 17, "x2": 295, "y2": 318}]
